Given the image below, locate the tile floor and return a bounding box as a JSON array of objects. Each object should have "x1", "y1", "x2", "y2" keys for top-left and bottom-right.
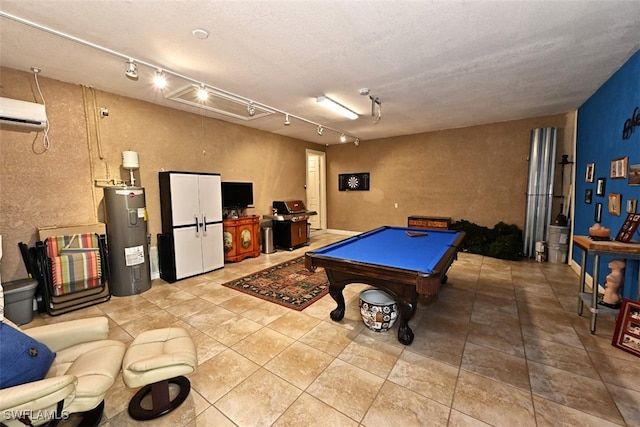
[{"x1": 24, "y1": 232, "x2": 640, "y2": 426}]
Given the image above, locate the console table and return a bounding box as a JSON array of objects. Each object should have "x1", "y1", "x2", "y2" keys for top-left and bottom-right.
[
  {"x1": 223, "y1": 215, "x2": 260, "y2": 262},
  {"x1": 573, "y1": 235, "x2": 640, "y2": 334},
  {"x1": 407, "y1": 215, "x2": 451, "y2": 230}
]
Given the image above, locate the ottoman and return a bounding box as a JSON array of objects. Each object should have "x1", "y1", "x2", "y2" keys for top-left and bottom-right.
[{"x1": 122, "y1": 327, "x2": 197, "y2": 420}]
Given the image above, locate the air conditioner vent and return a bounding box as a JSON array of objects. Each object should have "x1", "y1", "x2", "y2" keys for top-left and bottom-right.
[{"x1": 166, "y1": 84, "x2": 274, "y2": 121}]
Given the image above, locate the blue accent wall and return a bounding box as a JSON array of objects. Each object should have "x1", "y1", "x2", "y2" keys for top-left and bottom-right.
[{"x1": 574, "y1": 49, "x2": 640, "y2": 299}]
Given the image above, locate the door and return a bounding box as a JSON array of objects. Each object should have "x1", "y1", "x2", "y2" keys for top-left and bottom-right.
[
  {"x1": 198, "y1": 174, "x2": 222, "y2": 224},
  {"x1": 169, "y1": 173, "x2": 200, "y2": 227},
  {"x1": 173, "y1": 226, "x2": 203, "y2": 280},
  {"x1": 201, "y1": 223, "x2": 224, "y2": 272},
  {"x1": 306, "y1": 149, "x2": 326, "y2": 230}
]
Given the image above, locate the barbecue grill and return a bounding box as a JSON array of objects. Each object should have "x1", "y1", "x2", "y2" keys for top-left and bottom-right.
[{"x1": 263, "y1": 200, "x2": 317, "y2": 250}]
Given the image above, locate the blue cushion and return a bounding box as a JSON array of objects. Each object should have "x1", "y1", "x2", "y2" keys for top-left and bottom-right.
[{"x1": 0, "y1": 322, "x2": 56, "y2": 389}]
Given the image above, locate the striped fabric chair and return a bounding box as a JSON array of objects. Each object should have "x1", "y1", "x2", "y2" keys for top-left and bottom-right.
[{"x1": 35, "y1": 233, "x2": 110, "y2": 316}]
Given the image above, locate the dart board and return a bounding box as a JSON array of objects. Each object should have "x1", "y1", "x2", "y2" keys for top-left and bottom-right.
[{"x1": 338, "y1": 173, "x2": 370, "y2": 191}]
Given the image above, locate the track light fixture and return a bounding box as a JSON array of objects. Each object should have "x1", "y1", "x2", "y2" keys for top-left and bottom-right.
[
  {"x1": 0, "y1": 12, "x2": 361, "y2": 144},
  {"x1": 370, "y1": 96, "x2": 382, "y2": 124},
  {"x1": 354, "y1": 138, "x2": 360, "y2": 146},
  {"x1": 153, "y1": 69, "x2": 167, "y2": 89},
  {"x1": 316, "y1": 96, "x2": 358, "y2": 120},
  {"x1": 124, "y1": 59, "x2": 138, "y2": 80},
  {"x1": 340, "y1": 133, "x2": 347, "y2": 143}
]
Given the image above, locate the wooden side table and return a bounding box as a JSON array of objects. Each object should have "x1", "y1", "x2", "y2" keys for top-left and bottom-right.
[
  {"x1": 407, "y1": 216, "x2": 451, "y2": 230},
  {"x1": 223, "y1": 215, "x2": 260, "y2": 262},
  {"x1": 573, "y1": 235, "x2": 640, "y2": 333}
]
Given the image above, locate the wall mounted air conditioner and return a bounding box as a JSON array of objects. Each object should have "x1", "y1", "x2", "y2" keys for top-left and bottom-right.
[{"x1": 0, "y1": 97, "x2": 47, "y2": 130}]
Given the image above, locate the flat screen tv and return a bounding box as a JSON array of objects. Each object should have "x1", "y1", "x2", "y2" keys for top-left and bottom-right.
[{"x1": 221, "y1": 181, "x2": 254, "y2": 209}]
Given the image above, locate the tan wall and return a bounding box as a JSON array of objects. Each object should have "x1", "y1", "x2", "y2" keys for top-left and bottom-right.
[
  {"x1": 0, "y1": 67, "x2": 322, "y2": 281},
  {"x1": 326, "y1": 113, "x2": 575, "y2": 232},
  {"x1": 0, "y1": 66, "x2": 576, "y2": 282}
]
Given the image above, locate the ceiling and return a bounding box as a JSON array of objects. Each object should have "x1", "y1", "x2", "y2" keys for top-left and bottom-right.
[{"x1": 1, "y1": 1, "x2": 639, "y2": 145}]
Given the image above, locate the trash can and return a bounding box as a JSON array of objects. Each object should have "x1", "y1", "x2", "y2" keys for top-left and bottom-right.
[
  {"x1": 261, "y1": 226, "x2": 276, "y2": 254},
  {"x1": 2, "y1": 278, "x2": 38, "y2": 325}
]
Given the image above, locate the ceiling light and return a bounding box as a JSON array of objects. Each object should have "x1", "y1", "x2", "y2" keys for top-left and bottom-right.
[
  {"x1": 340, "y1": 133, "x2": 346, "y2": 143},
  {"x1": 124, "y1": 59, "x2": 138, "y2": 80},
  {"x1": 317, "y1": 125, "x2": 324, "y2": 136},
  {"x1": 197, "y1": 85, "x2": 208, "y2": 101},
  {"x1": 153, "y1": 69, "x2": 167, "y2": 89},
  {"x1": 247, "y1": 102, "x2": 256, "y2": 116},
  {"x1": 354, "y1": 138, "x2": 360, "y2": 146},
  {"x1": 284, "y1": 114, "x2": 291, "y2": 126},
  {"x1": 316, "y1": 96, "x2": 358, "y2": 120}
]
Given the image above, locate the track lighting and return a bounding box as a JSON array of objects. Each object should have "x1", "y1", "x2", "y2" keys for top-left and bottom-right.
[
  {"x1": 124, "y1": 59, "x2": 138, "y2": 80},
  {"x1": 0, "y1": 13, "x2": 362, "y2": 144},
  {"x1": 197, "y1": 85, "x2": 208, "y2": 101},
  {"x1": 354, "y1": 138, "x2": 360, "y2": 146},
  {"x1": 316, "y1": 96, "x2": 358, "y2": 120},
  {"x1": 340, "y1": 133, "x2": 346, "y2": 143},
  {"x1": 153, "y1": 69, "x2": 167, "y2": 89}
]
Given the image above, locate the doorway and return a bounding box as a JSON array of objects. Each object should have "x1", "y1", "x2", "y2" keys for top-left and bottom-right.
[{"x1": 306, "y1": 149, "x2": 327, "y2": 231}]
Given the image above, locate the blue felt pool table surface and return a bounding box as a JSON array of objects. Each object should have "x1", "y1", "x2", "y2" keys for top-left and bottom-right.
[{"x1": 311, "y1": 226, "x2": 463, "y2": 273}]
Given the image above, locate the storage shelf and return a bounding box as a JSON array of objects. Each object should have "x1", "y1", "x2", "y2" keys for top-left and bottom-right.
[{"x1": 580, "y1": 292, "x2": 619, "y2": 316}]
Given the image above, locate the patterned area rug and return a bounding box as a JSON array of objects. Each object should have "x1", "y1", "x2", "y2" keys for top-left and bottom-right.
[{"x1": 222, "y1": 257, "x2": 329, "y2": 311}]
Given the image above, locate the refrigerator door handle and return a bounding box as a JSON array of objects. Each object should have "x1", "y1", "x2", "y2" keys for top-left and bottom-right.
[
  {"x1": 195, "y1": 214, "x2": 200, "y2": 236},
  {"x1": 203, "y1": 214, "x2": 208, "y2": 234}
]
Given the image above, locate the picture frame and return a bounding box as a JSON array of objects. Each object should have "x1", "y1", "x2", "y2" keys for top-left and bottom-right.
[
  {"x1": 608, "y1": 193, "x2": 621, "y2": 216},
  {"x1": 627, "y1": 198, "x2": 637, "y2": 214},
  {"x1": 610, "y1": 157, "x2": 628, "y2": 179},
  {"x1": 594, "y1": 203, "x2": 602, "y2": 223},
  {"x1": 612, "y1": 299, "x2": 640, "y2": 358},
  {"x1": 630, "y1": 164, "x2": 640, "y2": 186},
  {"x1": 596, "y1": 178, "x2": 606, "y2": 196},
  {"x1": 585, "y1": 189, "x2": 593, "y2": 204},
  {"x1": 614, "y1": 213, "x2": 640, "y2": 242},
  {"x1": 585, "y1": 163, "x2": 595, "y2": 183}
]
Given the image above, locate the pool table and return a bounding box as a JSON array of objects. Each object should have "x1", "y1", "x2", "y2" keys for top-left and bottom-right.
[{"x1": 305, "y1": 226, "x2": 465, "y2": 345}]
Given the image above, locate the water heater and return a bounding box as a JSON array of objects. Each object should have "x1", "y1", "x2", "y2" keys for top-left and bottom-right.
[{"x1": 103, "y1": 186, "x2": 151, "y2": 296}]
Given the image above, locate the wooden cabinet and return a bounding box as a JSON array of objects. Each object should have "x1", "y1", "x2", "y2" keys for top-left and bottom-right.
[
  {"x1": 223, "y1": 216, "x2": 260, "y2": 262},
  {"x1": 273, "y1": 221, "x2": 308, "y2": 251},
  {"x1": 408, "y1": 215, "x2": 451, "y2": 230}
]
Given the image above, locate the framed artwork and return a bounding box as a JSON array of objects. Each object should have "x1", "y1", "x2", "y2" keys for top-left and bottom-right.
[
  {"x1": 629, "y1": 164, "x2": 640, "y2": 186},
  {"x1": 627, "y1": 198, "x2": 637, "y2": 214},
  {"x1": 612, "y1": 299, "x2": 640, "y2": 358},
  {"x1": 594, "y1": 203, "x2": 603, "y2": 223},
  {"x1": 596, "y1": 178, "x2": 606, "y2": 196},
  {"x1": 610, "y1": 157, "x2": 628, "y2": 179},
  {"x1": 585, "y1": 163, "x2": 595, "y2": 183},
  {"x1": 608, "y1": 193, "x2": 621, "y2": 216},
  {"x1": 585, "y1": 189, "x2": 593, "y2": 204},
  {"x1": 614, "y1": 213, "x2": 640, "y2": 242}
]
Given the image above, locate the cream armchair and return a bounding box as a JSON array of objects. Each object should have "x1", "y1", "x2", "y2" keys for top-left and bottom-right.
[{"x1": 0, "y1": 317, "x2": 126, "y2": 427}]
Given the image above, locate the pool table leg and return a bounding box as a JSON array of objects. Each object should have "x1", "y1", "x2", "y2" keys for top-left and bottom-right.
[
  {"x1": 397, "y1": 301, "x2": 415, "y2": 345},
  {"x1": 328, "y1": 284, "x2": 346, "y2": 321}
]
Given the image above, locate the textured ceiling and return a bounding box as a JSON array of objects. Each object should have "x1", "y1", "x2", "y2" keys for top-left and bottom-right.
[{"x1": 1, "y1": 1, "x2": 639, "y2": 145}]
